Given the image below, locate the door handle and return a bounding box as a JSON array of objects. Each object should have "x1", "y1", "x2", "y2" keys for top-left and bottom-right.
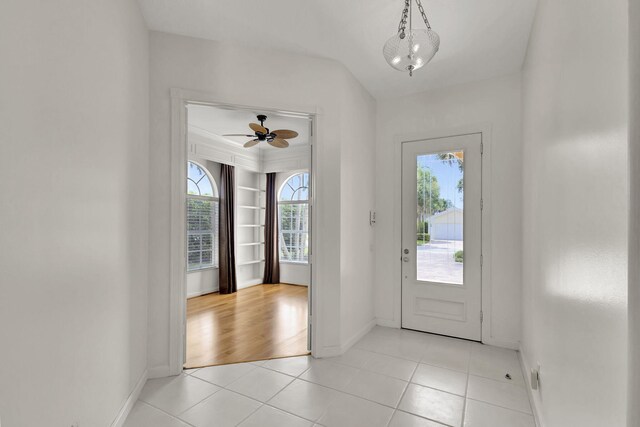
[{"x1": 403, "y1": 257, "x2": 409, "y2": 262}]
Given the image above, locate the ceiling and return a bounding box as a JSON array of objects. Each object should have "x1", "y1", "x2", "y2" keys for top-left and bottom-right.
[
  {"x1": 187, "y1": 105, "x2": 311, "y2": 149},
  {"x1": 137, "y1": 0, "x2": 537, "y2": 99}
]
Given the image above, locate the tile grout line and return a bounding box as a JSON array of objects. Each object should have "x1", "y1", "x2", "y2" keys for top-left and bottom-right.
[
  {"x1": 135, "y1": 400, "x2": 199, "y2": 427},
  {"x1": 176, "y1": 389, "x2": 224, "y2": 420},
  {"x1": 262, "y1": 402, "x2": 322, "y2": 424},
  {"x1": 460, "y1": 369, "x2": 471, "y2": 427},
  {"x1": 386, "y1": 378, "x2": 413, "y2": 427},
  {"x1": 459, "y1": 346, "x2": 472, "y2": 426},
  {"x1": 225, "y1": 374, "x2": 297, "y2": 406},
  {"x1": 135, "y1": 332, "x2": 532, "y2": 426},
  {"x1": 318, "y1": 351, "x2": 413, "y2": 378},
  {"x1": 294, "y1": 372, "x2": 412, "y2": 411},
  {"x1": 233, "y1": 401, "x2": 265, "y2": 426},
  {"x1": 261, "y1": 367, "x2": 327, "y2": 424},
  {"x1": 467, "y1": 371, "x2": 527, "y2": 389},
  {"x1": 394, "y1": 409, "x2": 453, "y2": 426},
  {"x1": 355, "y1": 341, "x2": 473, "y2": 375},
  {"x1": 212, "y1": 365, "x2": 520, "y2": 424},
  {"x1": 258, "y1": 353, "x2": 471, "y2": 419},
  {"x1": 465, "y1": 397, "x2": 535, "y2": 417},
  {"x1": 390, "y1": 383, "x2": 461, "y2": 426}
]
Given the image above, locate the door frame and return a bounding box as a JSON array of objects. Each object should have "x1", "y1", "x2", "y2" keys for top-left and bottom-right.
[
  {"x1": 168, "y1": 88, "x2": 320, "y2": 376},
  {"x1": 390, "y1": 124, "x2": 497, "y2": 346}
]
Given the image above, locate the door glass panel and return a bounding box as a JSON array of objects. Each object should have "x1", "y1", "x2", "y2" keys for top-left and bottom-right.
[{"x1": 416, "y1": 151, "x2": 464, "y2": 284}]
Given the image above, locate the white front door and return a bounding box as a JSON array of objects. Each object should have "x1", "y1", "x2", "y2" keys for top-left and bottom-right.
[{"x1": 401, "y1": 133, "x2": 482, "y2": 341}]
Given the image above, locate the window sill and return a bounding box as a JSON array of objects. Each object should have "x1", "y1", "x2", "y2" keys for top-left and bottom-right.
[
  {"x1": 279, "y1": 261, "x2": 309, "y2": 266},
  {"x1": 188, "y1": 266, "x2": 219, "y2": 273}
]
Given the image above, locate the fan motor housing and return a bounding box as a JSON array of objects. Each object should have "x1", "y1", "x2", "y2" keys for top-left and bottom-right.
[{"x1": 256, "y1": 114, "x2": 269, "y2": 139}]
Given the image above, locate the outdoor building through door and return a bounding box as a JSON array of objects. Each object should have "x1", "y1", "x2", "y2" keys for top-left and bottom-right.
[{"x1": 401, "y1": 133, "x2": 482, "y2": 341}]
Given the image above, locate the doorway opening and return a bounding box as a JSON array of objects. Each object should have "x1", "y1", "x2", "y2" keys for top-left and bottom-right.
[
  {"x1": 401, "y1": 133, "x2": 483, "y2": 341},
  {"x1": 184, "y1": 104, "x2": 313, "y2": 368}
]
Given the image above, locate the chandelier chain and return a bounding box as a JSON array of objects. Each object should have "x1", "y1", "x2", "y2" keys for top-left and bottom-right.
[
  {"x1": 415, "y1": 0, "x2": 432, "y2": 29},
  {"x1": 397, "y1": 0, "x2": 410, "y2": 37}
]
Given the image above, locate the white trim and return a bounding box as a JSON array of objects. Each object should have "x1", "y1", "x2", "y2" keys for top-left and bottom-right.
[
  {"x1": 110, "y1": 369, "x2": 148, "y2": 427},
  {"x1": 316, "y1": 345, "x2": 343, "y2": 358},
  {"x1": 168, "y1": 88, "x2": 323, "y2": 375},
  {"x1": 187, "y1": 266, "x2": 218, "y2": 272},
  {"x1": 148, "y1": 365, "x2": 171, "y2": 380},
  {"x1": 375, "y1": 317, "x2": 400, "y2": 328},
  {"x1": 238, "y1": 278, "x2": 263, "y2": 289},
  {"x1": 519, "y1": 344, "x2": 545, "y2": 427},
  {"x1": 169, "y1": 93, "x2": 187, "y2": 376},
  {"x1": 189, "y1": 131, "x2": 261, "y2": 172},
  {"x1": 187, "y1": 288, "x2": 217, "y2": 299},
  {"x1": 483, "y1": 337, "x2": 519, "y2": 350},
  {"x1": 390, "y1": 123, "x2": 495, "y2": 345},
  {"x1": 340, "y1": 319, "x2": 377, "y2": 354}
]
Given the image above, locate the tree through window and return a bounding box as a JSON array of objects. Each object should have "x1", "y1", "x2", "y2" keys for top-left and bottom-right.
[
  {"x1": 187, "y1": 161, "x2": 219, "y2": 271},
  {"x1": 278, "y1": 172, "x2": 309, "y2": 263}
]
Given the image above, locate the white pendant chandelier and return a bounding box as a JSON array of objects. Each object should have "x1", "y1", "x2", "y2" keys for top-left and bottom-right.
[{"x1": 383, "y1": 0, "x2": 439, "y2": 77}]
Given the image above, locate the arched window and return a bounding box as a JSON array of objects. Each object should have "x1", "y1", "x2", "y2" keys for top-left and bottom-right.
[
  {"x1": 278, "y1": 172, "x2": 309, "y2": 263},
  {"x1": 187, "y1": 161, "x2": 219, "y2": 271}
]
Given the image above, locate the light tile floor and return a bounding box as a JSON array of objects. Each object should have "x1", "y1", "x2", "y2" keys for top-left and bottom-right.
[{"x1": 125, "y1": 327, "x2": 535, "y2": 427}]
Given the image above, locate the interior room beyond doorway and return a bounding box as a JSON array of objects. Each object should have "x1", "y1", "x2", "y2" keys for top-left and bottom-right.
[{"x1": 185, "y1": 104, "x2": 312, "y2": 368}]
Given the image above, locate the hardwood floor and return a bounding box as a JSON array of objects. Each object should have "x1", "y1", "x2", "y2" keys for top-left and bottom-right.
[{"x1": 185, "y1": 283, "x2": 309, "y2": 368}]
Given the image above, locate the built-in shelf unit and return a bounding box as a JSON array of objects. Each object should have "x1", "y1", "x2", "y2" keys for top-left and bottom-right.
[{"x1": 236, "y1": 168, "x2": 266, "y2": 289}]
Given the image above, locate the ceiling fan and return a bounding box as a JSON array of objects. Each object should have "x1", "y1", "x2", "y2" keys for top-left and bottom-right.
[{"x1": 223, "y1": 114, "x2": 298, "y2": 148}]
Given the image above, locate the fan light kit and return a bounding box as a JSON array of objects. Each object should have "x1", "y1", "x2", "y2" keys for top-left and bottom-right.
[
  {"x1": 223, "y1": 115, "x2": 298, "y2": 149},
  {"x1": 383, "y1": 0, "x2": 439, "y2": 77}
]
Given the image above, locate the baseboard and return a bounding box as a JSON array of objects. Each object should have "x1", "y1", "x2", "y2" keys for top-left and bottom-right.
[
  {"x1": 340, "y1": 318, "x2": 377, "y2": 353},
  {"x1": 312, "y1": 319, "x2": 376, "y2": 359},
  {"x1": 237, "y1": 279, "x2": 263, "y2": 290},
  {"x1": 482, "y1": 337, "x2": 519, "y2": 350},
  {"x1": 148, "y1": 365, "x2": 172, "y2": 379},
  {"x1": 518, "y1": 344, "x2": 545, "y2": 427},
  {"x1": 376, "y1": 317, "x2": 400, "y2": 328},
  {"x1": 315, "y1": 345, "x2": 343, "y2": 358},
  {"x1": 110, "y1": 369, "x2": 148, "y2": 427},
  {"x1": 279, "y1": 281, "x2": 309, "y2": 287},
  {"x1": 187, "y1": 288, "x2": 218, "y2": 298}
]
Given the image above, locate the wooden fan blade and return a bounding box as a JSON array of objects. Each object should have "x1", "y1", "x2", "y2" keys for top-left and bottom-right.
[
  {"x1": 244, "y1": 139, "x2": 260, "y2": 148},
  {"x1": 268, "y1": 138, "x2": 289, "y2": 148},
  {"x1": 271, "y1": 129, "x2": 298, "y2": 139},
  {"x1": 249, "y1": 123, "x2": 268, "y2": 134},
  {"x1": 223, "y1": 134, "x2": 254, "y2": 137}
]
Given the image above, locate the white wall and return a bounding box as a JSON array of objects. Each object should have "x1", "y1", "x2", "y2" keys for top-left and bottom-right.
[
  {"x1": 521, "y1": 0, "x2": 628, "y2": 425},
  {"x1": 340, "y1": 76, "x2": 377, "y2": 346},
  {"x1": 148, "y1": 32, "x2": 376, "y2": 374},
  {"x1": 0, "y1": 1, "x2": 149, "y2": 426},
  {"x1": 375, "y1": 74, "x2": 523, "y2": 347},
  {"x1": 630, "y1": 1, "x2": 640, "y2": 423},
  {"x1": 280, "y1": 264, "x2": 310, "y2": 286},
  {"x1": 187, "y1": 268, "x2": 218, "y2": 298}
]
